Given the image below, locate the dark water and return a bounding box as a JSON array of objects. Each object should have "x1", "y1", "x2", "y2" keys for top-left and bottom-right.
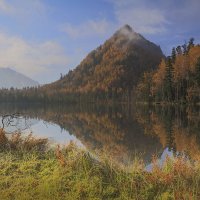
[{"x1": 0, "y1": 103, "x2": 200, "y2": 166}]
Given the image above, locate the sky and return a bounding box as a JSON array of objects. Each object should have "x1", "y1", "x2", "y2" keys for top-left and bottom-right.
[{"x1": 0, "y1": 0, "x2": 199, "y2": 84}]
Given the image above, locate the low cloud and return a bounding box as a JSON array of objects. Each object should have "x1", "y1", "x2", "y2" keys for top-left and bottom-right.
[
  {"x1": 0, "y1": 0, "x2": 13, "y2": 14},
  {"x1": 0, "y1": 0, "x2": 46, "y2": 22},
  {"x1": 109, "y1": 0, "x2": 200, "y2": 36},
  {"x1": 112, "y1": 1, "x2": 169, "y2": 34},
  {"x1": 62, "y1": 19, "x2": 112, "y2": 38},
  {"x1": 0, "y1": 32, "x2": 69, "y2": 82},
  {"x1": 63, "y1": 0, "x2": 169, "y2": 37}
]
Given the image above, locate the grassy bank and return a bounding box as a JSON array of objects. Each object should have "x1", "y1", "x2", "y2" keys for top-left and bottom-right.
[{"x1": 0, "y1": 130, "x2": 200, "y2": 200}]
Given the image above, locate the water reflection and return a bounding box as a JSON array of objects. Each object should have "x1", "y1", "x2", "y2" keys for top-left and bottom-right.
[
  {"x1": 0, "y1": 103, "x2": 199, "y2": 165},
  {"x1": 136, "y1": 105, "x2": 200, "y2": 161}
]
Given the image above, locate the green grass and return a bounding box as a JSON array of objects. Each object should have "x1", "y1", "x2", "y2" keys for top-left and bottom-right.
[{"x1": 0, "y1": 130, "x2": 200, "y2": 199}]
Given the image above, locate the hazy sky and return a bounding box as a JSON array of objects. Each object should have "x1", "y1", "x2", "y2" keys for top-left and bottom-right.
[{"x1": 0, "y1": 0, "x2": 199, "y2": 84}]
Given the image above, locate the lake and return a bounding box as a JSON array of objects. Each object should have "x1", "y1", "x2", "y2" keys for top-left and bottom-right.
[{"x1": 0, "y1": 103, "x2": 200, "y2": 167}]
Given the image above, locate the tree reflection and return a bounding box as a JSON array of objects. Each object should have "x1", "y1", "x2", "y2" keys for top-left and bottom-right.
[
  {"x1": 135, "y1": 105, "x2": 200, "y2": 160},
  {"x1": 0, "y1": 103, "x2": 199, "y2": 164}
]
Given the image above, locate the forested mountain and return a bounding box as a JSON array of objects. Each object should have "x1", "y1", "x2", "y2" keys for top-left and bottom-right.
[
  {"x1": 0, "y1": 25, "x2": 164, "y2": 103},
  {"x1": 0, "y1": 68, "x2": 39, "y2": 89},
  {"x1": 46, "y1": 25, "x2": 163, "y2": 102}
]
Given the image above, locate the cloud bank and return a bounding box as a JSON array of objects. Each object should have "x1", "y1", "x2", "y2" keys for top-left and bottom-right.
[
  {"x1": 0, "y1": 32, "x2": 68, "y2": 82},
  {"x1": 0, "y1": 0, "x2": 13, "y2": 14},
  {"x1": 0, "y1": 0, "x2": 46, "y2": 18}
]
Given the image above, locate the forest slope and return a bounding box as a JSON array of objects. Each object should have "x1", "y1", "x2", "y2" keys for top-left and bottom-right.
[{"x1": 44, "y1": 25, "x2": 163, "y2": 102}]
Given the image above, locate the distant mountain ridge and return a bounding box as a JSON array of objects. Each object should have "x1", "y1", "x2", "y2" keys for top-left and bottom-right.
[{"x1": 0, "y1": 68, "x2": 39, "y2": 89}]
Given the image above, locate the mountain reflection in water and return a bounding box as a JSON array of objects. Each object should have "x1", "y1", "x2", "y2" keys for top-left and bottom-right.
[{"x1": 0, "y1": 103, "x2": 199, "y2": 166}]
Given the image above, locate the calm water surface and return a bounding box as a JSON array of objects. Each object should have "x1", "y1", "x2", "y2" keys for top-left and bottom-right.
[{"x1": 0, "y1": 103, "x2": 199, "y2": 166}]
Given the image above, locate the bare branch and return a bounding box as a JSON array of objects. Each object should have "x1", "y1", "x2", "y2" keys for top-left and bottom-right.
[{"x1": 1, "y1": 113, "x2": 30, "y2": 133}]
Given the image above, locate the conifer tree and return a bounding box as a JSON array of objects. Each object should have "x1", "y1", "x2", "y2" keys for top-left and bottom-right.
[
  {"x1": 187, "y1": 38, "x2": 194, "y2": 53},
  {"x1": 171, "y1": 47, "x2": 176, "y2": 63},
  {"x1": 182, "y1": 43, "x2": 187, "y2": 55},
  {"x1": 194, "y1": 57, "x2": 200, "y2": 86},
  {"x1": 176, "y1": 46, "x2": 182, "y2": 55},
  {"x1": 164, "y1": 57, "x2": 174, "y2": 101}
]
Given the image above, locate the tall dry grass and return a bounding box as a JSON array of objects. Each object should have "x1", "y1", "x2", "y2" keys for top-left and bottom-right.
[{"x1": 0, "y1": 130, "x2": 200, "y2": 199}]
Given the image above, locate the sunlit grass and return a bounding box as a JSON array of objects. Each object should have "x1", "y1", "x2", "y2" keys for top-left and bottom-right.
[{"x1": 0, "y1": 129, "x2": 200, "y2": 199}]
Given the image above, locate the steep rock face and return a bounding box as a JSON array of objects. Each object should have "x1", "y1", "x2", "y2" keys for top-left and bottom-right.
[{"x1": 0, "y1": 68, "x2": 39, "y2": 89}]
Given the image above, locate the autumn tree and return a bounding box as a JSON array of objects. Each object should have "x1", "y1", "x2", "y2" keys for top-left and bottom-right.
[{"x1": 136, "y1": 38, "x2": 200, "y2": 104}]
